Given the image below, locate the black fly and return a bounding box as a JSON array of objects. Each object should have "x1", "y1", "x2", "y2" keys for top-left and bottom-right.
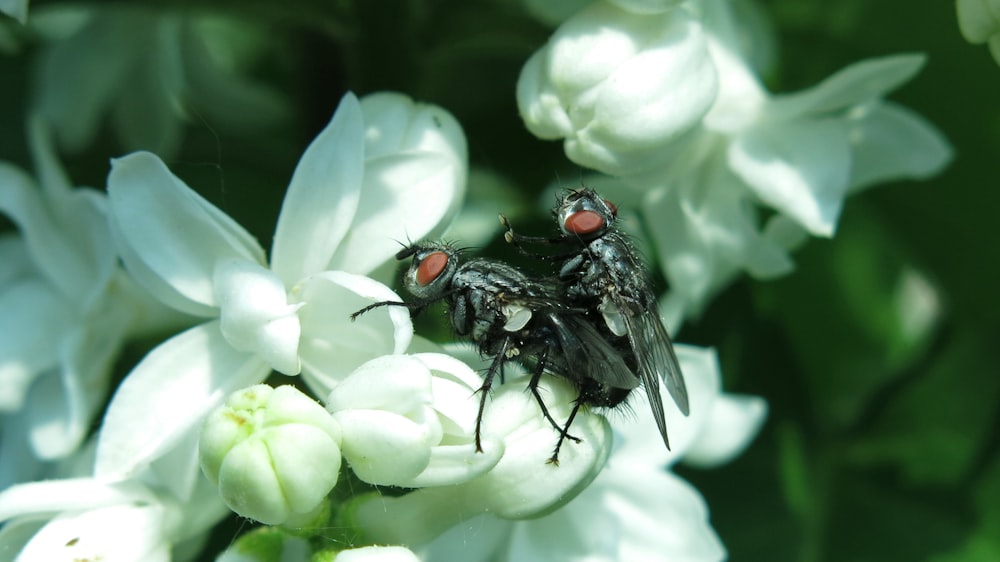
[
  {"x1": 501, "y1": 188, "x2": 690, "y2": 450},
  {"x1": 350, "y1": 241, "x2": 638, "y2": 464}
]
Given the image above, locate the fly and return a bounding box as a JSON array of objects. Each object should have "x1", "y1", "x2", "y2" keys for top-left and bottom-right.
[
  {"x1": 350, "y1": 241, "x2": 638, "y2": 464},
  {"x1": 501, "y1": 188, "x2": 690, "y2": 450}
]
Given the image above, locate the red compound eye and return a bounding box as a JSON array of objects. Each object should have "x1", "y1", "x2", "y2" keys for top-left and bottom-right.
[
  {"x1": 564, "y1": 210, "x2": 606, "y2": 235},
  {"x1": 603, "y1": 199, "x2": 618, "y2": 217},
  {"x1": 416, "y1": 251, "x2": 449, "y2": 286}
]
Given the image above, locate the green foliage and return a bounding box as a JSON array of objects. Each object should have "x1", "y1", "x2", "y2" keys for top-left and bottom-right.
[{"x1": 1, "y1": 0, "x2": 997, "y2": 560}]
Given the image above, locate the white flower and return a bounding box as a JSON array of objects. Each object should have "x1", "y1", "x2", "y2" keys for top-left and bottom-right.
[
  {"x1": 519, "y1": 0, "x2": 951, "y2": 319},
  {"x1": 31, "y1": 5, "x2": 289, "y2": 156},
  {"x1": 957, "y1": 0, "x2": 1000, "y2": 65},
  {"x1": 517, "y1": 0, "x2": 718, "y2": 176},
  {"x1": 199, "y1": 384, "x2": 343, "y2": 525},
  {"x1": 343, "y1": 373, "x2": 612, "y2": 547},
  {"x1": 420, "y1": 345, "x2": 767, "y2": 562},
  {"x1": 0, "y1": 458, "x2": 229, "y2": 561},
  {"x1": 0, "y1": 120, "x2": 183, "y2": 476},
  {"x1": 95, "y1": 91, "x2": 465, "y2": 507},
  {"x1": 327, "y1": 353, "x2": 503, "y2": 488}
]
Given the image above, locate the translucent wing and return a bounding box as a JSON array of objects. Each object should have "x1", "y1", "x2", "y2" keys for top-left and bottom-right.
[
  {"x1": 622, "y1": 308, "x2": 690, "y2": 449},
  {"x1": 548, "y1": 312, "x2": 639, "y2": 391}
]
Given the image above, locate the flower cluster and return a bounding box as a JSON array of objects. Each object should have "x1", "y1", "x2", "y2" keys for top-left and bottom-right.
[
  {"x1": 0, "y1": 0, "x2": 958, "y2": 560},
  {"x1": 518, "y1": 0, "x2": 952, "y2": 321}
]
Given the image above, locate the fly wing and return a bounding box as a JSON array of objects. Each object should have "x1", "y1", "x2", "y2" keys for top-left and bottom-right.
[
  {"x1": 547, "y1": 312, "x2": 639, "y2": 391},
  {"x1": 622, "y1": 309, "x2": 690, "y2": 449}
]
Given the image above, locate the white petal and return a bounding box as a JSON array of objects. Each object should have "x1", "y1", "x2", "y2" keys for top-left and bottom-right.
[
  {"x1": 34, "y1": 13, "x2": 144, "y2": 152},
  {"x1": 359, "y1": 92, "x2": 468, "y2": 163},
  {"x1": 95, "y1": 321, "x2": 269, "y2": 480},
  {"x1": 550, "y1": 5, "x2": 718, "y2": 173},
  {"x1": 111, "y1": 39, "x2": 185, "y2": 156},
  {"x1": 328, "y1": 153, "x2": 464, "y2": 275},
  {"x1": 214, "y1": 259, "x2": 301, "y2": 375},
  {"x1": 771, "y1": 54, "x2": 926, "y2": 118},
  {"x1": 507, "y1": 467, "x2": 725, "y2": 562},
  {"x1": 417, "y1": 513, "x2": 510, "y2": 562},
  {"x1": 334, "y1": 546, "x2": 421, "y2": 562},
  {"x1": 517, "y1": 49, "x2": 575, "y2": 139},
  {"x1": 0, "y1": 234, "x2": 31, "y2": 288},
  {"x1": 271, "y1": 92, "x2": 365, "y2": 285},
  {"x1": 613, "y1": 345, "x2": 722, "y2": 467},
  {"x1": 28, "y1": 305, "x2": 129, "y2": 460},
  {"x1": 845, "y1": 101, "x2": 953, "y2": 191},
  {"x1": 0, "y1": 164, "x2": 113, "y2": 304},
  {"x1": 729, "y1": 118, "x2": 850, "y2": 237},
  {"x1": 683, "y1": 393, "x2": 768, "y2": 468},
  {"x1": 19, "y1": 504, "x2": 171, "y2": 562},
  {"x1": 295, "y1": 272, "x2": 413, "y2": 396},
  {"x1": 0, "y1": 279, "x2": 73, "y2": 413},
  {"x1": 465, "y1": 377, "x2": 612, "y2": 519},
  {"x1": 400, "y1": 441, "x2": 504, "y2": 488},
  {"x1": 0, "y1": 478, "x2": 152, "y2": 523},
  {"x1": 0, "y1": 0, "x2": 27, "y2": 23},
  {"x1": 0, "y1": 414, "x2": 44, "y2": 488},
  {"x1": 335, "y1": 409, "x2": 433, "y2": 485},
  {"x1": 107, "y1": 152, "x2": 266, "y2": 309},
  {"x1": 326, "y1": 354, "x2": 433, "y2": 415}
]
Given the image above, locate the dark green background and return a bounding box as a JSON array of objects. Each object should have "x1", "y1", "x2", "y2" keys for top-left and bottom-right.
[{"x1": 2, "y1": 0, "x2": 997, "y2": 560}]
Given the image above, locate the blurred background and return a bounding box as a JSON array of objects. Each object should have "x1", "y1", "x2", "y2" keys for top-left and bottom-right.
[{"x1": 1, "y1": 0, "x2": 998, "y2": 560}]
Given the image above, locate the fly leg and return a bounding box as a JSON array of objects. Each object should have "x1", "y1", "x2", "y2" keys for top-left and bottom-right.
[
  {"x1": 547, "y1": 397, "x2": 584, "y2": 466},
  {"x1": 349, "y1": 299, "x2": 413, "y2": 321},
  {"x1": 499, "y1": 215, "x2": 579, "y2": 260},
  {"x1": 473, "y1": 338, "x2": 512, "y2": 453},
  {"x1": 527, "y1": 348, "x2": 582, "y2": 445}
]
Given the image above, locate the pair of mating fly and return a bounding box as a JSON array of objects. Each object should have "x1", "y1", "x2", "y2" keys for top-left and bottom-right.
[{"x1": 352, "y1": 189, "x2": 689, "y2": 464}]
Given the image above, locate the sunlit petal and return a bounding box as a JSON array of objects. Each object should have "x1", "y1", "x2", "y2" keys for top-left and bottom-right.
[{"x1": 270, "y1": 92, "x2": 365, "y2": 285}]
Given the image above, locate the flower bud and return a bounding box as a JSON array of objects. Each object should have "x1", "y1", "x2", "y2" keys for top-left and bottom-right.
[
  {"x1": 327, "y1": 354, "x2": 502, "y2": 488},
  {"x1": 517, "y1": 1, "x2": 717, "y2": 175},
  {"x1": 199, "y1": 384, "x2": 342, "y2": 525}
]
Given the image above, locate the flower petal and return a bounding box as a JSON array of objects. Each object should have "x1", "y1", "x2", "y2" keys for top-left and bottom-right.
[
  {"x1": 334, "y1": 546, "x2": 422, "y2": 562},
  {"x1": 270, "y1": 92, "x2": 365, "y2": 285},
  {"x1": 683, "y1": 393, "x2": 768, "y2": 468},
  {"x1": 107, "y1": 152, "x2": 266, "y2": 310},
  {"x1": 506, "y1": 467, "x2": 725, "y2": 562},
  {"x1": 0, "y1": 478, "x2": 153, "y2": 523},
  {"x1": 19, "y1": 504, "x2": 171, "y2": 562},
  {"x1": 214, "y1": 259, "x2": 301, "y2": 375},
  {"x1": 845, "y1": 101, "x2": 953, "y2": 191},
  {"x1": 335, "y1": 409, "x2": 434, "y2": 485},
  {"x1": 27, "y1": 303, "x2": 129, "y2": 460},
  {"x1": 0, "y1": 164, "x2": 113, "y2": 304},
  {"x1": 95, "y1": 321, "x2": 269, "y2": 480},
  {"x1": 771, "y1": 54, "x2": 927, "y2": 117},
  {"x1": 328, "y1": 153, "x2": 464, "y2": 276},
  {"x1": 34, "y1": 11, "x2": 145, "y2": 152},
  {"x1": 326, "y1": 355, "x2": 433, "y2": 415},
  {"x1": 613, "y1": 345, "x2": 722, "y2": 467},
  {"x1": 0, "y1": 279, "x2": 74, "y2": 413},
  {"x1": 728, "y1": 118, "x2": 851, "y2": 237},
  {"x1": 295, "y1": 271, "x2": 413, "y2": 396}
]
